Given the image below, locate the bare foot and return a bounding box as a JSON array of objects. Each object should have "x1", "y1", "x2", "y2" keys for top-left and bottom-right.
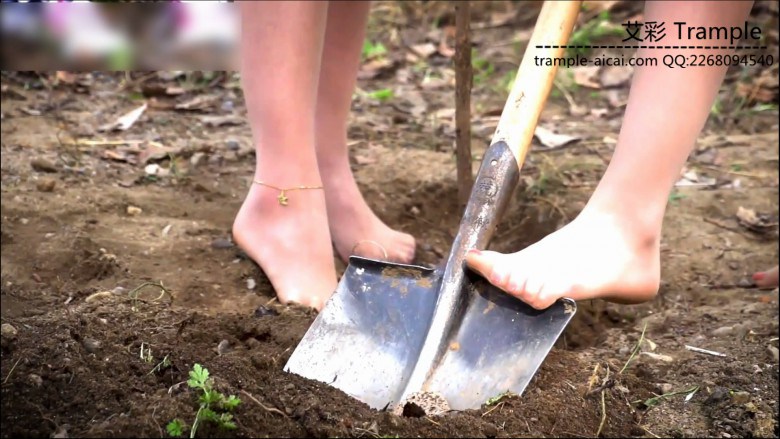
[
  {"x1": 232, "y1": 181, "x2": 337, "y2": 311},
  {"x1": 465, "y1": 208, "x2": 661, "y2": 309},
  {"x1": 753, "y1": 265, "x2": 779, "y2": 290},
  {"x1": 321, "y1": 162, "x2": 416, "y2": 264}
]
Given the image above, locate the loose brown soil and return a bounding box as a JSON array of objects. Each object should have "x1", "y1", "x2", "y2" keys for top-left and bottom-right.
[{"x1": 2, "y1": 2, "x2": 779, "y2": 438}]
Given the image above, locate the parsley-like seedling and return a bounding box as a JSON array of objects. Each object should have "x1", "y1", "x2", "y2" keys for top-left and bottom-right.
[{"x1": 168, "y1": 364, "x2": 241, "y2": 437}]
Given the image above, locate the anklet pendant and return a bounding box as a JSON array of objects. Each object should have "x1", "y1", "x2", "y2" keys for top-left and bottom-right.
[{"x1": 277, "y1": 190, "x2": 289, "y2": 206}]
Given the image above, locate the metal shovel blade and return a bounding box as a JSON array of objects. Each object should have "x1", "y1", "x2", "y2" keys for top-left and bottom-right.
[
  {"x1": 284, "y1": 142, "x2": 577, "y2": 411},
  {"x1": 284, "y1": 256, "x2": 575, "y2": 411}
]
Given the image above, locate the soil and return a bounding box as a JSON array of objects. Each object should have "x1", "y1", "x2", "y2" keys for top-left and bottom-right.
[{"x1": 2, "y1": 2, "x2": 779, "y2": 438}]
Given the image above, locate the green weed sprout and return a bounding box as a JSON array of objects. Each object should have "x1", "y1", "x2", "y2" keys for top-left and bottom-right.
[{"x1": 168, "y1": 364, "x2": 242, "y2": 438}]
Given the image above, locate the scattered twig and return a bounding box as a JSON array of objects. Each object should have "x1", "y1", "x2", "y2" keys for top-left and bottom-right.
[
  {"x1": 684, "y1": 345, "x2": 727, "y2": 357},
  {"x1": 702, "y1": 165, "x2": 767, "y2": 179},
  {"x1": 702, "y1": 217, "x2": 763, "y2": 241},
  {"x1": 481, "y1": 401, "x2": 505, "y2": 417},
  {"x1": 424, "y1": 416, "x2": 441, "y2": 426},
  {"x1": 620, "y1": 322, "x2": 647, "y2": 374},
  {"x1": 3, "y1": 357, "x2": 22, "y2": 384},
  {"x1": 595, "y1": 389, "x2": 607, "y2": 437},
  {"x1": 639, "y1": 425, "x2": 661, "y2": 438},
  {"x1": 128, "y1": 281, "x2": 171, "y2": 310},
  {"x1": 705, "y1": 282, "x2": 757, "y2": 290},
  {"x1": 239, "y1": 390, "x2": 288, "y2": 418}
]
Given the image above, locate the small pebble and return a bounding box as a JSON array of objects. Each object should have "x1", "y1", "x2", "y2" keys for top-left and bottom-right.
[
  {"x1": 247, "y1": 278, "x2": 256, "y2": 290},
  {"x1": 410, "y1": 206, "x2": 421, "y2": 216},
  {"x1": 221, "y1": 100, "x2": 235, "y2": 112},
  {"x1": 190, "y1": 152, "x2": 205, "y2": 167},
  {"x1": 36, "y1": 178, "x2": 56, "y2": 192},
  {"x1": 126, "y1": 206, "x2": 142, "y2": 216},
  {"x1": 728, "y1": 261, "x2": 739, "y2": 270},
  {"x1": 737, "y1": 278, "x2": 753, "y2": 288},
  {"x1": 254, "y1": 306, "x2": 279, "y2": 318},
  {"x1": 82, "y1": 338, "x2": 102, "y2": 354},
  {"x1": 658, "y1": 383, "x2": 674, "y2": 394},
  {"x1": 210, "y1": 238, "x2": 234, "y2": 249},
  {"x1": 28, "y1": 374, "x2": 43, "y2": 387},
  {"x1": 226, "y1": 139, "x2": 240, "y2": 151},
  {"x1": 1, "y1": 323, "x2": 18, "y2": 340},
  {"x1": 217, "y1": 340, "x2": 231, "y2": 356},
  {"x1": 30, "y1": 158, "x2": 58, "y2": 173},
  {"x1": 112, "y1": 286, "x2": 127, "y2": 295},
  {"x1": 144, "y1": 164, "x2": 160, "y2": 176},
  {"x1": 768, "y1": 345, "x2": 779, "y2": 362}
]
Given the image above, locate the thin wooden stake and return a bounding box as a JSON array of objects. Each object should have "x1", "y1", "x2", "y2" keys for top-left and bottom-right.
[{"x1": 455, "y1": 1, "x2": 473, "y2": 209}]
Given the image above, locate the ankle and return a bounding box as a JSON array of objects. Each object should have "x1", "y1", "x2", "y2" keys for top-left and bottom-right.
[{"x1": 578, "y1": 198, "x2": 661, "y2": 252}]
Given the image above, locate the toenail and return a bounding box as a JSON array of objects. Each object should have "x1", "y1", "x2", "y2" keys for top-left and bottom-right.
[
  {"x1": 753, "y1": 272, "x2": 765, "y2": 281},
  {"x1": 468, "y1": 249, "x2": 482, "y2": 256}
]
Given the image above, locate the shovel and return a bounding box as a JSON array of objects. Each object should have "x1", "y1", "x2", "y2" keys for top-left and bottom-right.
[{"x1": 285, "y1": 0, "x2": 582, "y2": 412}]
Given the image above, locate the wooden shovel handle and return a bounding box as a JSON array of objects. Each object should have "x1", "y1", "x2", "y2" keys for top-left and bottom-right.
[{"x1": 490, "y1": 0, "x2": 581, "y2": 167}]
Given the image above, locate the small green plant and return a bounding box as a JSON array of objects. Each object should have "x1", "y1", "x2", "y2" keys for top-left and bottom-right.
[
  {"x1": 170, "y1": 364, "x2": 242, "y2": 438},
  {"x1": 471, "y1": 48, "x2": 495, "y2": 85},
  {"x1": 166, "y1": 419, "x2": 185, "y2": 437},
  {"x1": 362, "y1": 40, "x2": 387, "y2": 60},
  {"x1": 668, "y1": 191, "x2": 687, "y2": 203},
  {"x1": 485, "y1": 390, "x2": 514, "y2": 406},
  {"x1": 366, "y1": 88, "x2": 394, "y2": 101},
  {"x1": 149, "y1": 354, "x2": 172, "y2": 376},
  {"x1": 567, "y1": 11, "x2": 624, "y2": 56}
]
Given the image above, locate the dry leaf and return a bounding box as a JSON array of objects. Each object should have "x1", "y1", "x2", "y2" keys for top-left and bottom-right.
[
  {"x1": 175, "y1": 95, "x2": 219, "y2": 111},
  {"x1": 675, "y1": 168, "x2": 716, "y2": 187},
  {"x1": 438, "y1": 25, "x2": 456, "y2": 58},
  {"x1": 600, "y1": 65, "x2": 633, "y2": 88},
  {"x1": 55, "y1": 71, "x2": 78, "y2": 84},
  {"x1": 99, "y1": 103, "x2": 147, "y2": 132},
  {"x1": 409, "y1": 43, "x2": 437, "y2": 59},
  {"x1": 358, "y1": 58, "x2": 396, "y2": 80},
  {"x1": 736, "y1": 206, "x2": 778, "y2": 234},
  {"x1": 573, "y1": 65, "x2": 601, "y2": 89},
  {"x1": 354, "y1": 154, "x2": 376, "y2": 165},
  {"x1": 199, "y1": 115, "x2": 244, "y2": 127},
  {"x1": 138, "y1": 141, "x2": 178, "y2": 164},
  {"x1": 534, "y1": 125, "x2": 580, "y2": 149},
  {"x1": 102, "y1": 149, "x2": 131, "y2": 163}
]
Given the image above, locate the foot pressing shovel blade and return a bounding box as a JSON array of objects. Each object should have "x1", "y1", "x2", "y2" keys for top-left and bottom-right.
[{"x1": 285, "y1": 0, "x2": 582, "y2": 412}]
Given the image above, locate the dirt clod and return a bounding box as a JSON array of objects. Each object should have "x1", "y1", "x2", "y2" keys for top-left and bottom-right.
[{"x1": 30, "y1": 158, "x2": 58, "y2": 173}]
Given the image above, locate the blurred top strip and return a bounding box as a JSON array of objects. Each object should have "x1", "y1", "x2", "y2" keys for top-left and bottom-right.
[{"x1": 1, "y1": 1, "x2": 239, "y2": 71}]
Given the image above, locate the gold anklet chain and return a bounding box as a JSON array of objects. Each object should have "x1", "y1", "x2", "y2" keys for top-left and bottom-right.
[{"x1": 253, "y1": 180, "x2": 323, "y2": 206}]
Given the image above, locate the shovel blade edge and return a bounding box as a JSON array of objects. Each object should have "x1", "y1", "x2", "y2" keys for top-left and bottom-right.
[{"x1": 284, "y1": 256, "x2": 440, "y2": 410}]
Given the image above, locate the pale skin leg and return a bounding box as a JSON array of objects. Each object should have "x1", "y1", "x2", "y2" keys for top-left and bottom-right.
[
  {"x1": 466, "y1": 1, "x2": 758, "y2": 309},
  {"x1": 233, "y1": 2, "x2": 417, "y2": 310},
  {"x1": 233, "y1": 2, "x2": 336, "y2": 310},
  {"x1": 315, "y1": 1, "x2": 416, "y2": 263}
]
